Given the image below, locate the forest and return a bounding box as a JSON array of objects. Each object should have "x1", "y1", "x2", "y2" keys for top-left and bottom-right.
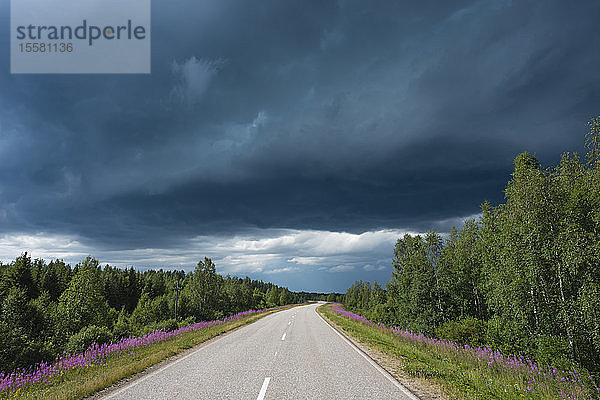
[
  {"x1": 344, "y1": 117, "x2": 600, "y2": 376},
  {"x1": 0, "y1": 255, "x2": 304, "y2": 373}
]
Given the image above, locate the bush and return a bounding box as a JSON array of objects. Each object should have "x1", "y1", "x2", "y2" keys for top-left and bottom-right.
[
  {"x1": 436, "y1": 316, "x2": 486, "y2": 346},
  {"x1": 368, "y1": 303, "x2": 394, "y2": 324},
  {"x1": 485, "y1": 315, "x2": 533, "y2": 355},
  {"x1": 178, "y1": 316, "x2": 195, "y2": 328},
  {"x1": 140, "y1": 318, "x2": 179, "y2": 335},
  {"x1": 66, "y1": 325, "x2": 112, "y2": 355},
  {"x1": 112, "y1": 310, "x2": 130, "y2": 340},
  {"x1": 534, "y1": 335, "x2": 571, "y2": 366}
]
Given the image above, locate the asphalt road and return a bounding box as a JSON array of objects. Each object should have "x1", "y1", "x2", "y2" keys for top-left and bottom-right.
[{"x1": 100, "y1": 303, "x2": 418, "y2": 400}]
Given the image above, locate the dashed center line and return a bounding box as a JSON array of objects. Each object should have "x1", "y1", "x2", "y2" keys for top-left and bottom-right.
[
  {"x1": 256, "y1": 377, "x2": 271, "y2": 400},
  {"x1": 281, "y1": 333, "x2": 286, "y2": 341}
]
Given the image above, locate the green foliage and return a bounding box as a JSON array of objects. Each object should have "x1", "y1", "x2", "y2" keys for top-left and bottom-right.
[
  {"x1": 266, "y1": 286, "x2": 280, "y2": 307},
  {"x1": 435, "y1": 316, "x2": 486, "y2": 347},
  {"x1": 112, "y1": 308, "x2": 131, "y2": 340},
  {"x1": 320, "y1": 304, "x2": 598, "y2": 400},
  {"x1": 129, "y1": 293, "x2": 170, "y2": 333},
  {"x1": 55, "y1": 257, "x2": 111, "y2": 340},
  {"x1": 65, "y1": 325, "x2": 113, "y2": 355},
  {"x1": 15, "y1": 308, "x2": 283, "y2": 400},
  {"x1": 437, "y1": 220, "x2": 485, "y2": 321},
  {"x1": 0, "y1": 321, "x2": 31, "y2": 373},
  {"x1": 343, "y1": 116, "x2": 600, "y2": 375},
  {"x1": 0, "y1": 253, "x2": 38, "y2": 300},
  {"x1": 178, "y1": 316, "x2": 195, "y2": 328},
  {"x1": 534, "y1": 335, "x2": 571, "y2": 367},
  {"x1": 388, "y1": 233, "x2": 440, "y2": 334},
  {"x1": 181, "y1": 257, "x2": 223, "y2": 321},
  {"x1": 586, "y1": 116, "x2": 600, "y2": 167},
  {"x1": 0, "y1": 253, "x2": 302, "y2": 373},
  {"x1": 140, "y1": 318, "x2": 179, "y2": 335},
  {"x1": 38, "y1": 260, "x2": 71, "y2": 302}
]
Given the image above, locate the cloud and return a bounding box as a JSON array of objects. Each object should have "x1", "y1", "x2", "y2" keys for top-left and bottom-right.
[
  {"x1": 287, "y1": 256, "x2": 325, "y2": 265},
  {"x1": 329, "y1": 265, "x2": 354, "y2": 272},
  {"x1": 0, "y1": 232, "x2": 89, "y2": 261},
  {"x1": 0, "y1": 227, "x2": 416, "y2": 291},
  {"x1": 170, "y1": 57, "x2": 222, "y2": 105},
  {"x1": 363, "y1": 264, "x2": 385, "y2": 271},
  {"x1": 1, "y1": 1, "x2": 599, "y2": 291},
  {"x1": 210, "y1": 229, "x2": 409, "y2": 258},
  {"x1": 264, "y1": 267, "x2": 300, "y2": 274}
]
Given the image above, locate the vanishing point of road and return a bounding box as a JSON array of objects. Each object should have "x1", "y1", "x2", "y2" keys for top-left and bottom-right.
[{"x1": 99, "y1": 303, "x2": 418, "y2": 400}]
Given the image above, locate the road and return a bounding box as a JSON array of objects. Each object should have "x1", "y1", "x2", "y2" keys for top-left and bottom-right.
[{"x1": 100, "y1": 303, "x2": 418, "y2": 400}]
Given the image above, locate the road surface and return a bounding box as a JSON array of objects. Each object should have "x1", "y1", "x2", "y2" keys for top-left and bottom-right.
[{"x1": 100, "y1": 303, "x2": 417, "y2": 400}]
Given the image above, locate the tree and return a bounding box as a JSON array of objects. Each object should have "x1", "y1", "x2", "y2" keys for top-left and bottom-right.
[
  {"x1": 586, "y1": 116, "x2": 600, "y2": 168},
  {"x1": 0, "y1": 288, "x2": 51, "y2": 372},
  {"x1": 279, "y1": 288, "x2": 291, "y2": 306},
  {"x1": 388, "y1": 234, "x2": 438, "y2": 333},
  {"x1": 55, "y1": 257, "x2": 111, "y2": 340},
  {"x1": 266, "y1": 286, "x2": 280, "y2": 307},
  {"x1": 0, "y1": 253, "x2": 38, "y2": 300},
  {"x1": 125, "y1": 267, "x2": 141, "y2": 313},
  {"x1": 182, "y1": 258, "x2": 223, "y2": 320},
  {"x1": 438, "y1": 220, "x2": 485, "y2": 321}
]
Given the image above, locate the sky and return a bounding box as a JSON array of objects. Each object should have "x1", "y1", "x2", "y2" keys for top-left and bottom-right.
[{"x1": 1, "y1": 1, "x2": 599, "y2": 292}]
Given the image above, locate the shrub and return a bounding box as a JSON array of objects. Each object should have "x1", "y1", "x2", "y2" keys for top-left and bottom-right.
[
  {"x1": 435, "y1": 316, "x2": 486, "y2": 346},
  {"x1": 534, "y1": 334, "x2": 571, "y2": 366},
  {"x1": 178, "y1": 317, "x2": 195, "y2": 328},
  {"x1": 485, "y1": 315, "x2": 533, "y2": 355},
  {"x1": 141, "y1": 318, "x2": 179, "y2": 334},
  {"x1": 112, "y1": 310, "x2": 130, "y2": 340},
  {"x1": 66, "y1": 325, "x2": 112, "y2": 355}
]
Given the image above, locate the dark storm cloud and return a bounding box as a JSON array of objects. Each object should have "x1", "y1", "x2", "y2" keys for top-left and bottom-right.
[{"x1": 1, "y1": 0, "x2": 599, "y2": 266}]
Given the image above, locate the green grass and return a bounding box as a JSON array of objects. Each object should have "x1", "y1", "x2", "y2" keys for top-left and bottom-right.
[
  {"x1": 317, "y1": 304, "x2": 599, "y2": 400},
  {"x1": 8, "y1": 306, "x2": 298, "y2": 400}
]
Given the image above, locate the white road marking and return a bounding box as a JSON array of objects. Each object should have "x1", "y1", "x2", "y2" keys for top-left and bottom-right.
[
  {"x1": 316, "y1": 309, "x2": 420, "y2": 400},
  {"x1": 101, "y1": 308, "x2": 289, "y2": 399},
  {"x1": 256, "y1": 377, "x2": 271, "y2": 400},
  {"x1": 281, "y1": 332, "x2": 286, "y2": 341},
  {"x1": 102, "y1": 329, "x2": 225, "y2": 399}
]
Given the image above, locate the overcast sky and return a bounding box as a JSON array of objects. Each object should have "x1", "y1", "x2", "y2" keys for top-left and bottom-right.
[{"x1": 1, "y1": 1, "x2": 599, "y2": 292}]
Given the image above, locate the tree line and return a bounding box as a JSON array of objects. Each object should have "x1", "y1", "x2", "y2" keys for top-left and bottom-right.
[
  {"x1": 0, "y1": 255, "x2": 303, "y2": 373},
  {"x1": 344, "y1": 117, "x2": 600, "y2": 375}
]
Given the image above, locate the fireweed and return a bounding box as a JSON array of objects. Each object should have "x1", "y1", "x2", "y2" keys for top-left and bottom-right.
[
  {"x1": 328, "y1": 304, "x2": 600, "y2": 400},
  {"x1": 0, "y1": 308, "x2": 273, "y2": 396}
]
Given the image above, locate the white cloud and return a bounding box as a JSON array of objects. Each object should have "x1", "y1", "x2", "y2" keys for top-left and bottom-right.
[
  {"x1": 223, "y1": 229, "x2": 411, "y2": 256},
  {"x1": 0, "y1": 232, "x2": 90, "y2": 262},
  {"x1": 264, "y1": 267, "x2": 300, "y2": 274},
  {"x1": 287, "y1": 256, "x2": 326, "y2": 265},
  {"x1": 329, "y1": 265, "x2": 355, "y2": 272},
  {"x1": 171, "y1": 57, "x2": 222, "y2": 104},
  {"x1": 0, "y1": 228, "x2": 416, "y2": 278}
]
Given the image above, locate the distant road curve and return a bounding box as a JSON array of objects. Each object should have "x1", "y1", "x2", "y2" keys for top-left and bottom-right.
[{"x1": 98, "y1": 302, "x2": 418, "y2": 399}]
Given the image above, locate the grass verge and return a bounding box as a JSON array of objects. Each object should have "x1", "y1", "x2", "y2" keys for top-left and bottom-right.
[
  {"x1": 317, "y1": 303, "x2": 599, "y2": 400},
  {"x1": 3, "y1": 305, "x2": 299, "y2": 400}
]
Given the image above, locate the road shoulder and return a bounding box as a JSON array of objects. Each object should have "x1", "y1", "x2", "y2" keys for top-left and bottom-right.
[{"x1": 317, "y1": 305, "x2": 448, "y2": 400}]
